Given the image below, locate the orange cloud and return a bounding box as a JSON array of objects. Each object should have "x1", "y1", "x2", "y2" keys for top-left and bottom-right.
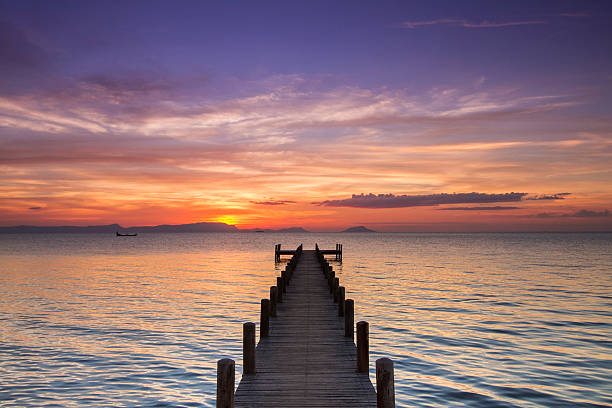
[{"x1": 1, "y1": 76, "x2": 611, "y2": 230}]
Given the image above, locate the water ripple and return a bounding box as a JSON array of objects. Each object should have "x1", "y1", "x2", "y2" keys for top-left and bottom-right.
[{"x1": 1, "y1": 232, "x2": 611, "y2": 407}]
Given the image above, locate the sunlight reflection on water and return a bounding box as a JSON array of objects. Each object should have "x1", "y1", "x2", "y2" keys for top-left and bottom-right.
[{"x1": 0, "y1": 232, "x2": 611, "y2": 407}]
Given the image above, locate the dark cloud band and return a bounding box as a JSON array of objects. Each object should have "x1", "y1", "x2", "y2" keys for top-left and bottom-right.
[
  {"x1": 439, "y1": 206, "x2": 521, "y2": 211},
  {"x1": 251, "y1": 200, "x2": 296, "y2": 206},
  {"x1": 317, "y1": 192, "x2": 529, "y2": 208},
  {"x1": 536, "y1": 209, "x2": 610, "y2": 218}
]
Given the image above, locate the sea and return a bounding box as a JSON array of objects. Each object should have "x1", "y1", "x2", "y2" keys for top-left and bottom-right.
[{"x1": 0, "y1": 232, "x2": 610, "y2": 407}]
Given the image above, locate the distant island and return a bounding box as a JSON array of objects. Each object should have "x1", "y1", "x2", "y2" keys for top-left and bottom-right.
[
  {"x1": 0, "y1": 222, "x2": 314, "y2": 234},
  {"x1": 341, "y1": 226, "x2": 376, "y2": 233},
  {"x1": 0, "y1": 222, "x2": 238, "y2": 234},
  {"x1": 0, "y1": 223, "x2": 380, "y2": 233}
]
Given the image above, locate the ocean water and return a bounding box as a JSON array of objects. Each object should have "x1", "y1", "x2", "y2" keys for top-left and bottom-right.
[{"x1": 0, "y1": 232, "x2": 610, "y2": 407}]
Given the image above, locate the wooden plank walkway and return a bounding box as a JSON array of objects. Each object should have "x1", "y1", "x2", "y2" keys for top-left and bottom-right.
[{"x1": 234, "y1": 249, "x2": 376, "y2": 407}]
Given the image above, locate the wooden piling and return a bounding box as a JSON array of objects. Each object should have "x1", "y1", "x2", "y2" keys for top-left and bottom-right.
[
  {"x1": 217, "y1": 358, "x2": 235, "y2": 408},
  {"x1": 269, "y1": 286, "x2": 277, "y2": 317},
  {"x1": 357, "y1": 321, "x2": 369, "y2": 373},
  {"x1": 260, "y1": 299, "x2": 270, "y2": 338},
  {"x1": 243, "y1": 323, "x2": 256, "y2": 375},
  {"x1": 281, "y1": 270, "x2": 288, "y2": 290},
  {"x1": 345, "y1": 299, "x2": 354, "y2": 338},
  {"x1": 333, "y1": 277, "x2": 340, "y2": 302},
  {"x1": 376, "y1": 358, "x2": 395, "y2": 408},
  {"x1": 276, "y1": 277, "x2": 283, "y2": 303},
  {"x1": 338, "y1": 286, "x2": 345, "y2": 316},
  {"x1": 328, "y1": 270, "x2": 335, "y2": 293}
]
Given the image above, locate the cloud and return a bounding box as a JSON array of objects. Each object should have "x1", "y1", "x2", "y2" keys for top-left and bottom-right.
[
  {"x1": 526, "y1": 193, "x2": 571, "y2": 200},
  {"x1": 316, "y1": 192, "x2": 528, "y2": 208},
  {"x1": 571, "y1": 209, "x2": 611, "y2": 217},
  {"x1": 79, "y1": 72, "x2": 178, "y2": 96},
  {"x1": 401, "y1": 18, "x2": 461, "y2": 29},
  {"x1": 536, "y1": 209, "x2": 610, "y2": 218},
  {"x1": 461, "y1": 20, "x2": 546, "y2": 28},
  {"x1": 0, "y1": 21, "x2": 55, "y2": 95},
  {"x1": 0, "y1": 70, "x2": 609, "y2": 226},
  {"x1": 439, "y1": 206, "x2": 521, "y2": 211},
  {"x1": 251, "y1": 200, "x2": 296, "y2": 206},
  {"x1": 558, "y1": 12, "x2": 589, "y2": 17},
  {"x1": 401, "y1": 18, "x2": 546, "y2": 29},
  {"x1": 28, "y1": 206, "x2": 43, "y2": 210},
  {"x1": 0, "y1": 21, "x2": 49, "y2": 71}
]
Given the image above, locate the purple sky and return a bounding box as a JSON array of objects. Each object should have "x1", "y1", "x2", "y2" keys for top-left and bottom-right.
[
  {"x1": 1, "y1": 1, "x2": 611, "y2": 230},
  {"x1": 3, "y1": 1, "x2": 611, "y2": 95}
]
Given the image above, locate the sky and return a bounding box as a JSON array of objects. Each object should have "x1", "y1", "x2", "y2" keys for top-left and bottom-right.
[{"x1": 1, "y1": 0, "x2": 611, "y2": 231}]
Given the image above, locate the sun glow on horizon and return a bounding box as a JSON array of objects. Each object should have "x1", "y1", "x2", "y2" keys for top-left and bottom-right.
[{"x1": 211, "y1": 215, "x2": 241, "y2": 226}]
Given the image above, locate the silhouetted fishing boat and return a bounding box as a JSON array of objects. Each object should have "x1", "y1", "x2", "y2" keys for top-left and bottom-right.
[{"x1": 116, "y1": 232, "x2": 137, "y2": 236}]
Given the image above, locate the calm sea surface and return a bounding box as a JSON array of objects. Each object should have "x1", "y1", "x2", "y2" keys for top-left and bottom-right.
[{"x1": 0, "y1": 233, "x2": 611, "y2": 407}]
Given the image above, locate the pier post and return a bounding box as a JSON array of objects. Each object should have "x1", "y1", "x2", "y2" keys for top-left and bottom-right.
[
  {"x1": 260, "y1": 299, "x2": 270, "y2": 338},
  {"x1": 269, "y1": 286, "x2": 277, "y2": 317},
  {"x1": 216, "y1": 358, "x2": 235, "y2": 408},
  {"x1": 243, "y1": 323, "x2": 256, "y2": 374},
  {"x1": 328, "y1": 270, "x2": 335, "y2": 293},
  {"x1": 344, "y1": 299, "x2": 354, "y2": 338},
  {"x1": 357, "y1": 321, "x2": 369, "y2": 373},
  {"x1": 338, "y1": 286, "x2": 345, "y2": 316},
  {"x1": 282, "y1": 270, "x2": 288, "y2": 290},
  {"x1": 376, "y1": 358, "x2": 395, "y2": 408},
  {"x1": 276, "y1": 277, "x2": 283, "y2": 303},
  {"x1": 333, "y1": 277, "x2": 340, "y2": 302}
]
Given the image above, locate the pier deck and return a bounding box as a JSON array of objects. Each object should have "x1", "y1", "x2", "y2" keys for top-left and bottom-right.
[{"x1": 234, "y1": 249, "x2": 376, "y2": 407}]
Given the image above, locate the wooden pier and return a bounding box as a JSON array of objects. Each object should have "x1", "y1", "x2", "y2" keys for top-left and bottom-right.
[
  {"x1": 275, "y1": 243, "x2": 342, "y2": 262},
  {"x1": 217, "y1": 245, "x2": 394, "y2": 408}
]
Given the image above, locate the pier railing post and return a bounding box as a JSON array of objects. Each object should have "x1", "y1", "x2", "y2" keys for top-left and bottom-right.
[
  {"x1": 338, "y1": 286, "x2": 345, "y2": 316},
  {"x1": 276, "y1": 277, "x2": 283, "y2": 303},
  {"x1": 216, "y1": 358, "x2": 235, "y2": 408},
  {"x1": 376, "y1": 358, "x2": 395, "y2": 408},
  {"x1": 344, "y1": 299, "x2": 354, "y2": 338},
  {"x1": 357, "y1": 321, "x2": 369, "y2": 373},
  {"x1": 269, "y1": 286, "x2": 277, "y2": 317},
  {"x1": 260, "y1": 299, "x2": 270, "y2": 338},
  {"x1": 333, "y1": 277, "x2": 340, "y2": 302},
  {"x1": 282, "y1": 270, "x2": 288, "y2": 289},
  {"x1": 243, "y1": 323, "x2": 256, "y2": 375}
]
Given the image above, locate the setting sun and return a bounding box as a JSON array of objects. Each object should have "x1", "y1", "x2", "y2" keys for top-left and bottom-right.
[{"x1": 212, "y1": 215, "x2": 241, "y2": 226}]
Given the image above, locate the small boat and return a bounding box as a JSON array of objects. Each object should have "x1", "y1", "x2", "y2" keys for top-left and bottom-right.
[{"x1": 116, "y1": 231, "x2": 137, "y2": 236}]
